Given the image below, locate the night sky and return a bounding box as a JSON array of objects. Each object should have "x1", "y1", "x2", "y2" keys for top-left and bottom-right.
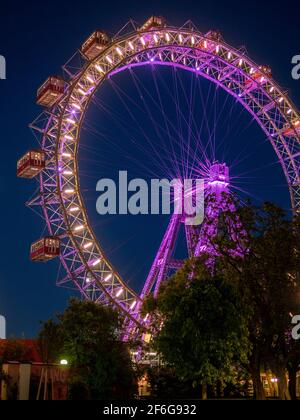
[{"x1": 0, "y1": 0, "x2": 299, "y2": 337}]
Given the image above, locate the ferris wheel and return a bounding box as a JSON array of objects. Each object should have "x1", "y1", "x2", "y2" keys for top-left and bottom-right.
[{"x1": 17, "y1": 16, "x2": 300, "y2": 335}]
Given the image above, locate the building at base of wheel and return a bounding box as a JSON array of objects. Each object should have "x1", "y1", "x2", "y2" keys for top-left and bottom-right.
[{"x1": 0, "y1": 339, "x2": 69, "y2": 400}]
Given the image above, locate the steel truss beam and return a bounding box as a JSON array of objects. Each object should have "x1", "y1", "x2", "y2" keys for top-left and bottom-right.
[{"x1": 26, "y1": 22, "x2": 300, "y2": 334}]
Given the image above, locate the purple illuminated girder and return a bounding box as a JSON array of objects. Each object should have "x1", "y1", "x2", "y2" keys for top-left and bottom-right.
[
  {"x1": 24, "y1": 19, "x2": 300, "y2": 347},
  {"x1": 139, "y1": 162, "x2": 245, "y2": 305},
  {"x1": 195, "y1": 163, "x2": 246, "y2": 259},
  {"x1": 139, "y1": 212, "x2": 182, "y2": 301},
  {"x1": 195, "y1": 162, "x2": 230, "y2": 257},
  {"x1": 125, "y1": 162, "x2": 249, "y2": 339},
  {"x1": 32, "y1": 28, "x2": 300, "y2": 338},
  {"x1": 208, "y1": 162, "x2": 229, "y2": 186}
]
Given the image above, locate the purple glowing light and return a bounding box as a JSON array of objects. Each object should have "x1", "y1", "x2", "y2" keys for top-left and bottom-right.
[
  {"x1": 209, "y1": 162, "x2": 230, "y2": 185},
  {"x1": 208, "y1": 180, "x2": 229, "y2": 188}
]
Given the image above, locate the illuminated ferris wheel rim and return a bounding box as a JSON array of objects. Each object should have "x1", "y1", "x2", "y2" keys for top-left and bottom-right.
[{"x1": 30, "y1": 19, "x2": 300, "y2": 328}]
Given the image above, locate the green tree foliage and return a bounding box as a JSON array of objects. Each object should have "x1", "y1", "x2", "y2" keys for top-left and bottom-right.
[
  {"x1": 39, "y1": 298, "x2": 137, "y2": 399},
  {"x1": 143, "y1": 261, "x2": 251, "y2": 397},
  {"x1": 213, "y1": 201, "x2": 300, "y2": 399},
  {"x1": 0, "y1": 339, "x2": 28, "y2": 363},
  {"x1": 38, "y1": 319, "x2": 63, "y2": 364},
  {"x1": 146, "y1": 366, "x2": 200, "y2": 399},
  {"x1": 144, "y1": 199, "x2": 300, "y2": 400}
]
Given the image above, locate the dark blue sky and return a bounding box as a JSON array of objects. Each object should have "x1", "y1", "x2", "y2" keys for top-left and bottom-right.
[{"x1": 0, "y1": 0, "x2": 299, "y2": 337}]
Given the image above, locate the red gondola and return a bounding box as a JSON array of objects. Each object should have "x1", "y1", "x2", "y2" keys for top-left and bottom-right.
[
  {"x1": 245, "y1": 65, "x2": 272, "y2": 88},
  {"x1": 17, "y1": 150, "x2": 45, "y2": 178},
  {"x1": 283, "y1": 119, "x2": 300, "y2": 138},
  {"x1": 30, "y1": 237, "x2": 60, "y2": 262},
  {"x1": 138, "y1": 16, "x2": 166, "y2": 32},
  {"x1": 36, "y1": 76, "x2": 66, "y2": 107},
  {"x1": 205, "y1": 30, "x2": 222, "y2": 41},
  {"x1": 81, "y1": 30, "x2": 110, "y2": 60}
]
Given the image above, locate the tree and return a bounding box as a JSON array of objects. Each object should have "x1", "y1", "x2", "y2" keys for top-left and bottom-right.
[
  {"x1": 0, "y1": 339, "x2": 28, "y2": 363},
  {"x1": 146, "y1": 366, "x2": 200, "y2": 399},
  {"x1": 37, "y1": 319, "x2": 65, "y2": 400},
  {"x1": 286, "y1": 338, "x2": 300, "y2": 400},
  {"x1": 214, "y1": 201, "x2": 300, "y2": 399},
  {"x1": 56, "y1": 298, "x2": 136, "y2": 399},
  {"x1": 38, "y1": 319, "x2": 64, "y2": 365},
  {"x1": 143, "y1": 260, "x2": 251, "y2": 399}
]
